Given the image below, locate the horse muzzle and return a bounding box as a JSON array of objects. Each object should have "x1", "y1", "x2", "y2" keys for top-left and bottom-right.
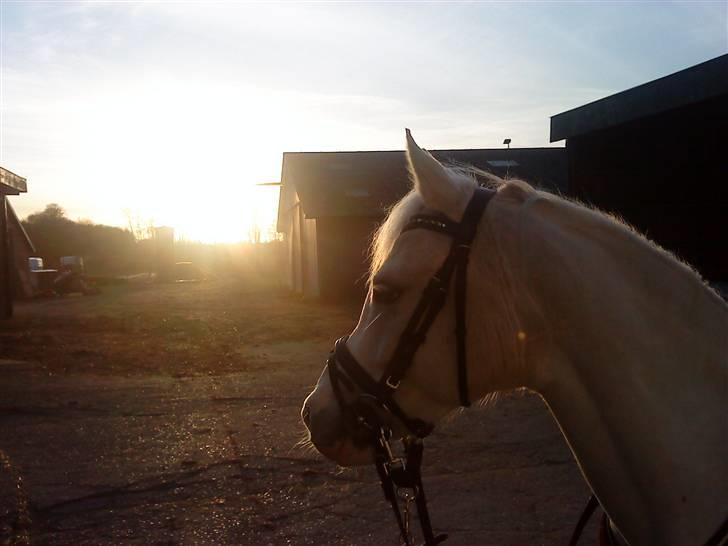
[{"x1": 301, "y1": 403, "x2": 374, "y2": 466}]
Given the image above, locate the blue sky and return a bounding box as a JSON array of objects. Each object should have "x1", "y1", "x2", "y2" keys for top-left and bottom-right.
[{"x1": 1, "y1": 1, "x2": 726, "y2": 241}]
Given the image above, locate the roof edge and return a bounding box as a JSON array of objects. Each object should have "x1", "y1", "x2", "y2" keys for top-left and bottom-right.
[
  {"x1": 550, "y1": 54, "x2": 728, "y2": 142},
  {"x1": 0, "y1": 166, "x2": 28, "y2": 194},
  {"x1": 282, "y1": 146, "x2": 564, "y2": 156}
]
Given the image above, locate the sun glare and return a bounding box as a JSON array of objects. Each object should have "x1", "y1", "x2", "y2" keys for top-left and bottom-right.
[
  {"x1": 51, "y1": 77, "x2": 301, "y2": 243},
  {"x1": 167, "y1": 184, "x2": 280, "y2": 244}
]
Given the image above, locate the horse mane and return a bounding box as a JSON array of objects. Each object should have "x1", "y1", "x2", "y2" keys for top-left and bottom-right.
[
  {"x1": 368, "y1": 191, "x2": 423, "y2": 282},
  {"x1": 368, "y1": 165, "x2": 725, "y2": 394},
  {"x1": 525, "y1": 185, "x2": 726, "y2": 309},
  {"x1": 372, "y1": 162, "x2": 723, "y2": 304}
]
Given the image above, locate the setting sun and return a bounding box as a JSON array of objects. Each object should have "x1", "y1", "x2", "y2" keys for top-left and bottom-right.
[
  {"x1": 165, "y1": 183, "x2": 281, "y2": 244},
  {"x1": 23, "y1": 76, "x2": 299, "y2": 242}
]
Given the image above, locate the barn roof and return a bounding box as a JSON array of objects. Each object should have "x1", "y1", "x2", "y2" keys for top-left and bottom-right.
[
  {"x1": 279, "y1": 147, "x2": 566, "y2": 224},
  {"x1": 550, "y1": 54, "x2": 728, "y2": 142},
  {"x1": 0, "y1": 167, "x2": 27, "y2": 195}
]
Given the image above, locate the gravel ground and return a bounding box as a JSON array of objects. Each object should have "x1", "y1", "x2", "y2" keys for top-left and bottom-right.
[{"x1": 0, "y1": 277, "x2": 596, "y2": 545}]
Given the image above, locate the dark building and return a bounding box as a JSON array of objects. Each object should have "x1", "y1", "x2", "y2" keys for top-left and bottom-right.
[
  {"x1": 1, "y1": 167, "x2": 29, "y2": 318},
  {"x1": 550, "y1": 54, "x2": 728, "y2": 281},
  {"x1": 278, "y1": 148, "x2": 567, "y2": 301}
]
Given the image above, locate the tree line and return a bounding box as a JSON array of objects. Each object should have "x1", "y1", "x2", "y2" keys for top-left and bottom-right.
[
  {"x1": 21, "y1": 204, "x2": 284, "y2": 279},
  {"x1": 22, "y1": 204, "x2": 140, "y2": 275}
]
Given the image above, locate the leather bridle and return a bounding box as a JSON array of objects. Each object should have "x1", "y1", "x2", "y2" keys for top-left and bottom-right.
[
  {"x1": 324, "y1": 184, "x2": 728, "y2": 546},
  {"x1": 327, "y1": 186, "x2": 495, "y2": 546}
]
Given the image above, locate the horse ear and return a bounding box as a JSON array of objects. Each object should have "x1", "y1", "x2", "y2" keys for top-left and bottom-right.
[{"x1": 405, "y1": 129, "x2": 466, "y2": 219}]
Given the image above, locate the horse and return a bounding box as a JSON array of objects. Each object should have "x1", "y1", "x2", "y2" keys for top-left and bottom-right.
[{"x1": 301, "y1": 130, "x2": 728, "y2": 545}]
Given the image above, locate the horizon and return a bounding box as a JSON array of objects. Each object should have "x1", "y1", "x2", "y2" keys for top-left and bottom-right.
[{"x1": 2, "y1": 2, "x2": 726, "y2": 242}]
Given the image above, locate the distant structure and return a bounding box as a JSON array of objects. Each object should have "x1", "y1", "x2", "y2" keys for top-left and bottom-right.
[
  {"x1": 277, "y1": 148, "x2": 566, "y2": 301},
  {"x1": 153, "y1": 227, "x2": 175, "y2": 282},
  {"x1": 0, "y1": 167, "x2": 30, "y2": 318},
  {"x1": 550, "y1": 54, "x2": 728, "y2": 282}
]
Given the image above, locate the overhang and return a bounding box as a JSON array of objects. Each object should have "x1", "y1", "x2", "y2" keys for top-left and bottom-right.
[
  {"x1": 279, "y1": 147, "x2": 567, "y2": 222},
  {"x1": 0, "y1": 167, "x2": 28, "y2": 195},
  {"x1": 550, "y1": 54, "x2": 728, "y2": 142},
  {"x1": 8, "y1": 201, "x2": 36, "y2": 253}
]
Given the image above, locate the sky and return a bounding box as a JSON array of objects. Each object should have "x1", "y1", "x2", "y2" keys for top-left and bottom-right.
[{"x1": 1, "y1": 1, "x2": 726, "y2": 242}]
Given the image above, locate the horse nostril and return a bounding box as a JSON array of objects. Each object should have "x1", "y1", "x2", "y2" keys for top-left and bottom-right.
[{"x1": 301, "y1": 405, "x2": 312, "y2": 428}]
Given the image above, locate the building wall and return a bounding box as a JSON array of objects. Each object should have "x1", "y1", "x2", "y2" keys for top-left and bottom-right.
[
  {"x1": 316, "y1": 216, "x2": 381, "y2": 302},
  {"x1": 278, "y1": 182, "x2": 300, "y2": 293},
  {"x1": 301, "y1": 213, "x2": 318, "y2": 298},
  {"x1": 283, "y1": 206, "x2": 376, "y2": 301},
  {"x1": 282, "y1": 200, "x2": 319, "y2": 298},
  {"x1": 567, "y1": 95, "x2": 728, "y2": 280},
  {"x1": 287, "y1": 203, "x2": 302, "y2": 293}
]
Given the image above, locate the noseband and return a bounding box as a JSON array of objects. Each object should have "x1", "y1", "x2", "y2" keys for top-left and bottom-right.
[{"x1": 327, "y1": 187, "x2": 495, "y2": 546}]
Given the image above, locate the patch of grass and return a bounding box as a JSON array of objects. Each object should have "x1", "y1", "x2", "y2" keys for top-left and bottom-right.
[{"x1": 5, "y1": 276, "x2": 353, "y2": 378}]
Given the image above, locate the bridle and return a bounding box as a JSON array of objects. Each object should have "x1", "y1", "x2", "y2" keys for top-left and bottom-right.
[
  {"x1": 327, "y1": 186, "x2": 495, "y2": 546},
  {"x1": 324, "y1": 184, "x2": 728, "y2": 546}
]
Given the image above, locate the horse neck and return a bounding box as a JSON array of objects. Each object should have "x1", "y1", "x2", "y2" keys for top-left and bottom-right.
[{"x1": 480, "y1": 191, "x2": 728, "y2": 545}]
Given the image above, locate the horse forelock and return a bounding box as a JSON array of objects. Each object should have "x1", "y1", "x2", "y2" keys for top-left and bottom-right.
[
  {"x1": 368, "y1": 191, "x2": 423, "y2": 285},
  {"x1": 368, "y1": 165, "x2": 510, "y2": 287}
]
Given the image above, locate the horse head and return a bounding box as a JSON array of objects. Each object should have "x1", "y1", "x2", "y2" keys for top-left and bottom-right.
[
  {"x1": 300, "y1": 130, "x2": 728, "y2": 546},
  {"x1": 301, "y1": 130, "x2": 526, "y2": 467}
]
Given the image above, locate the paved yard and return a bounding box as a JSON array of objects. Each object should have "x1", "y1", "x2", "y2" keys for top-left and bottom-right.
[{"x1": 0, "y1": 277, "x2": 594, "y2": 545}]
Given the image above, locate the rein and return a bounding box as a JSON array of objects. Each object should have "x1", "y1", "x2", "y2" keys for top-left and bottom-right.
[{"x1": 327, "y1": 186, "x2": 495, "y2": 545}]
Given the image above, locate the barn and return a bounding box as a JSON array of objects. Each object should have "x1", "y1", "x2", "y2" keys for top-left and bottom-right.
[
  {"x1": 550, "y1": 54, "x2": 728, "y2": 282},
  {"x1": 277, "y1": 147, "x2": 566, "y2": 301},
  {"x1": 1, "y1": 166, "x2": 31, "y2": 318}
]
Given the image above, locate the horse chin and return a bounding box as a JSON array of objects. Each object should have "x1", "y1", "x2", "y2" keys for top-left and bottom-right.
[{"x1": 314, "y1": 440, "x2": 373, "y2": 467}]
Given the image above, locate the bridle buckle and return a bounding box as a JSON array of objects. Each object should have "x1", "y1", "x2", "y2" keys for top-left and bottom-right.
[{"x1": 385, "y1": 376, "x2": 401, "y2": 390}]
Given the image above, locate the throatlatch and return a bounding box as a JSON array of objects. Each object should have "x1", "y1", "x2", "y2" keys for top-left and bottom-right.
[{"x1": 327, "y1": 186, "x2": 495, "y2": 546}]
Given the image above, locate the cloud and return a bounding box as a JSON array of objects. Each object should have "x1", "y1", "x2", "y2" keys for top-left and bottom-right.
[{"x1": 2, "y1": 1, "x2": 726, "y2": 231}]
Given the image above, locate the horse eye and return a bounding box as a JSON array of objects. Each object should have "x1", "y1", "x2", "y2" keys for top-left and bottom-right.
[{"x1": 372, "y1": 284, "x2": 401, "y2": 304}]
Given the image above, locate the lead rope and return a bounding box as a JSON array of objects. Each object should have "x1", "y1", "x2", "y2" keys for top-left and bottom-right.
[
  {"x1": 570, "y1": 494, "x2": 728, "y2": 546},
  {"x1": 375, "y1": 457, "x2": 410, "y2": 545},
  {"x1": 568, "y1": 494, "x2": 599, "y2": 546},
  {"x1": 374, "y1": 430, "x2": 447, "y2": 546},
  {"x1": 404, "y1": 438, "x2": 445, "y2": 546}
]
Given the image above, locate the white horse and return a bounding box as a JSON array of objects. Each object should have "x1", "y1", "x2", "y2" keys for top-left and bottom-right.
[{"x1": 302, "y1": 130, "x2": 728, "y2": 545}]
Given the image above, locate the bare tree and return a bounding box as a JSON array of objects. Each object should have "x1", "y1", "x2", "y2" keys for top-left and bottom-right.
[{"x1": 123, "y1": 209, "x2": 155, "y2": 241}]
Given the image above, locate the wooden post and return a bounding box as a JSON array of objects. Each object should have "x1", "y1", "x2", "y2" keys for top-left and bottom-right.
[{"x1": 0, "y1": 194, "x2": 11, "y2": 318}]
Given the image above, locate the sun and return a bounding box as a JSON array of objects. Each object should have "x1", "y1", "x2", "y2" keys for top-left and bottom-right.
[
  {"x1": 65, "y1": 77, "x2": 290, "y2": 243},
  {"x1": 164, "y1": 183, "x2": 280, "y2": 244},
  {"x1": 22, "y1": 70, "x2": 341, "y2": 242}
]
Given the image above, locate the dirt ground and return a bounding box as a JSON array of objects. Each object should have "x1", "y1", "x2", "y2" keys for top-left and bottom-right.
[{"x1": 0, "y1": 276, "x2": 596, "y2": 545}]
